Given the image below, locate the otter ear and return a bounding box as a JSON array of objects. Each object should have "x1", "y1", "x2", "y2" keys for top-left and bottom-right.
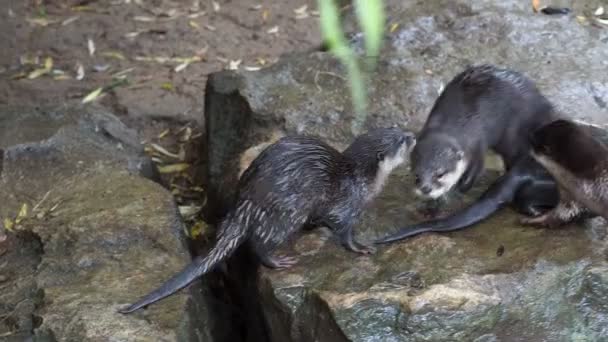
[
  {"x1": 454, "y1": 148, "x2": 464, "y2": 160},
  {"x1": 376, "y1": 151, "x2": 385, "y2": 161}
]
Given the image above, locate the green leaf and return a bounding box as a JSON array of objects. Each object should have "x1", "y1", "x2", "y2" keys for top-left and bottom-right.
[
  {"x1": 317, "y1": 0, "x2": 346, "y2": 50},
  {"x1": 354, "y1": 0, "x2": 385, "y2": 66}
]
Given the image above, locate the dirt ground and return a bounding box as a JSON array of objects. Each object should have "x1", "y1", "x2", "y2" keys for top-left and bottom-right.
[
  {"x1": 0, "y1": 0, "x2": 321, "y2": 133},
  {"x1": 0, "y1": 0, "x2": 324, "y2": 232}
]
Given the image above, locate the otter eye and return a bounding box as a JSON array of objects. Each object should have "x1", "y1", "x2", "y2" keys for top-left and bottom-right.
[{"x1": 435, "y1": 171, "x2": 446, "y2": 180}]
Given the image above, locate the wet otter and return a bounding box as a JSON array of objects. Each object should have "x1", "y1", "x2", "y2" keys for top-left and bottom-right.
[
  {"x1": 119, "y1": 127, "x2": 416, "y2": 314},
  {"x1": 520, "y1": 119, "x2": 608, "y2": 227},
  {"x1": 412, "y1": 64, "x2": 559, "y2": 199},
  {"x1": 375, "y1": 154, "x2": 559, "y2": 243}
]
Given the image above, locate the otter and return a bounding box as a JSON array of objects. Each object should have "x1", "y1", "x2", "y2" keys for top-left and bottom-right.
[
  {"x1": 375, "y1": 154, "x2": 559, "y2": 243},
  {"x1": 412, "y1": 64, "x2": 559, "y2": 199},
  {"x1": 118, "y1": 127, "x2": 416, "y2": 314},
  {"x1": 520, "y1": 119, "x2": 608, "y2": 227},
  {"x1": 375, "y1": 121, "x2": 608, "y2": 244}
]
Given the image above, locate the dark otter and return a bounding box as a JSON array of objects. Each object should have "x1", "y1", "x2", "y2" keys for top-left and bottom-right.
[
  {"x1": 412, "y1": 64, "x2": 559, "y2": 199},
  {"x1": 118, "y1": 127, "x2": 416, "y2": 314},
  {"x1": 375, "y1": 120, "x2": 608, "y2": 243},
  {"x1": 520, "y1": 119, "x2": 608, "y2": 227},
  {"x1": 375, "y1": 154, "x2": 559, "y2": 243}
]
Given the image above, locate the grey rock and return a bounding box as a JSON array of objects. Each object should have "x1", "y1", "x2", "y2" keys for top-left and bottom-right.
[
  {"x1": 204, "y1": 1, "x2": 608, "y2": 341},
  {"x1": 0, "y1": 105, "x2": 213, "y2": 341}
]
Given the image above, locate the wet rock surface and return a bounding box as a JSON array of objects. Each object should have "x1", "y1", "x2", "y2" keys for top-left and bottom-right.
[
  {"x1": 0, "y1": 106, "x2": 213, "y2": 341},
  {"x1": 204, "y1": 1, "x2": 608, "y2": 341}
]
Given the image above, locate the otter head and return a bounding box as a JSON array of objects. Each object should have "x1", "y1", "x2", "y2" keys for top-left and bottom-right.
[
  {"x1": 411, "y1": 133, "x2": 467, "y2": 199},
  {"x1": 344, "y1": 127, "x2": 416, "y2": 196}
]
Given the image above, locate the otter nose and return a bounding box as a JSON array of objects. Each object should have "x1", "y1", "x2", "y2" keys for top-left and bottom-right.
[
  {"x1": 419, "y1": 185, "x2": 432, "y2": 194},
  {"x1": 404, "y1": 132, "x2": 416, "y2": 146}
]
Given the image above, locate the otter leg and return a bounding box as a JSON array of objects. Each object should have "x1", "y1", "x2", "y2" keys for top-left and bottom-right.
[
  {"x1": 457, "y1": 146, "x2": 484, "y2": 193},
  {"x1": 249, "y1": 236, "x2": 299, "y2": 269},
  {"x1": 512, "y1": 179, "x2": 559, "y2": 217},
  {"x1": 323, "y1": 219, "x2": 375, "y2": 255},
  {"x1": 258, "y1": 254, "x2": 299, "y2": 269},
  {"x1": 520, "y1": 198, "x2": 586, "y2": 228}
]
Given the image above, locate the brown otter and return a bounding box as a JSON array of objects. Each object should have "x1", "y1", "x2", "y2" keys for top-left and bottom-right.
[
  {"x1": 118, "y1": 127, "x2": 416, "y2": 314},
  {"x1": 520, "y1": 119, "x2": 608, "y2": 227}
]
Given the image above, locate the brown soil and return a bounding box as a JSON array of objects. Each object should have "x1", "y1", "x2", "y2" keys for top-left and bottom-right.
[{"x1": 0, "y1": 0, "x2": 321, "y2": 135}]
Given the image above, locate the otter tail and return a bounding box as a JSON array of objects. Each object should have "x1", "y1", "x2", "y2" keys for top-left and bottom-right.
[
  {"x1": 375, "y1": 168, "x2": 526, "y2": 244},
  {"x1": 118, "y1": 224, "x2": 248, "y2": 314}
]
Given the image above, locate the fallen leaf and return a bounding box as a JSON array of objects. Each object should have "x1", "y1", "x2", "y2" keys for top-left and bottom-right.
[
  {"x1": 228, "y1": 59, "x2": 242, "y2": 70},
  {"x1": 61, "y1": 15, "x2": 80, "y2": 26},
  {"x1": 189, "y1": 221, "x2": 206, "y2": 238},
  {"x1": 150, "y1": 143, "x2": 181, "y2": 159},
  {"x1": 204, "y1": 24, "x2": 216, "y2": 31},
  {"x1": 158, "y1": 163, "x2": 190, "y2": 173},
  {"x1": 267, "y1": 25, "x2": 279, "y2": 34},
  {"x1": 187, "y1": 11, "x2": 206, "y2": 19},
  {"x1": 158, "y1": 129, "x2": 170, "y2": 139},
  {"x1": 124, "y1": 31, "x2": 142, "y2": 38},
  {"x1": 3, "y1": 218, "x2": 14, "y2": 232},
  {"x1": 178, "y1": 205, "x2": 201, "y2": 218},
  {"x1": 189, "y1": 20, "x2": 199, "y2": 28},
  {"x1": 596, "y1": 6, "x2": 605, "y2": 16},
  {"x1": 8, "y1": 8, "x2": 14, "y2": 17},
  {"x1": 262, "y1": 9, "x2": 269, "y2": 21},
  {"x1": 212, "y1": 1, "x2": 220, "y2": 12},
  {"x1": 250, "y1": 4, "x2": 262, "y2": 10},
  {"x1": 244, "y1": 66, "x2": 261, "y2": 71},
  {"x1": 161, "y1": 82, "x2": 174, "y2": 91},
  {"x1": 26, "y1": 17, "x2": 58, "y2": 26},
  {"x1": 102, "y1": 51, "x2": 125, "y2": 60},
  {"x1": 87, "y1": 38, "x2": 96, "y2": 56},
  {"x1": 93, "y1": 64, "x2": 110, "y2": 72},
  {"x1": 27, "y1": 57, "x2": 53, "y2": 79},
  {"x1": 82, "y1": 87, "x2": 104, "y2": 104},
  {"x1": 134, "y1": 16, "x2": 155, "y2": 22},
  {"x1": 76, "y1": 62, "x2": 85, "y2": 80},
  {"x1": 389, "y1": 22, "x2": 399, "y2": 33},
  {"x1": 71, "y1": 5, "x2": 93, "y2": 12},
  {"x1": 15, "y1": 203, "x2": 28, "y2": 224},
  {"x1": 597, "y1": 17, "x2": 608, "y2": 25},
  {"x1": 44, "y1": 57, "x2": 53, "y2": 70},
  {"x1": 294, "y1": 5, "x2": 308, "y2": 14}
]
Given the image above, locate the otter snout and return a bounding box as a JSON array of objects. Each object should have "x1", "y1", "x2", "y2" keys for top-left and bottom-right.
[{"x1": 404, "y1": 132, "x2": 416, "y2": 147}]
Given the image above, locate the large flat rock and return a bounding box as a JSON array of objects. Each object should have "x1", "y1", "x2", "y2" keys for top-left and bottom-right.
[
  {"x1": 0, "y1": 106, "x2": 214, "y2": 341},
  {"x1": 203, "y1": 1, "x2": 608, "y2": 341}
]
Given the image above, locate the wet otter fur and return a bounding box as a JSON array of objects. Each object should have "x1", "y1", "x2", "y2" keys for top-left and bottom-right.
[
  {"x1": 118, "y1": 127, "x2": 416, "y2": 314},
  {"x1": 521, "y1": 119, "x2": 608, "y2": 227},
  {"x1": 412, "y1": 64, "x2": 559, "y2": 200}
]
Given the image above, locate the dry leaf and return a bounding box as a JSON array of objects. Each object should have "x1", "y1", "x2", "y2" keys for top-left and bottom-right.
[
  {"x1": 15, "y1": 203, "x2": 28, "y2": 224},
  {"x1": 228, "y1": 59, "x2": 242, "y2": 70},
  {"x1": 161, "y1": 82, "x2": 174, "y2": 91},
  {"x1": 87, "y1": 38, "x2": 96, "y2": 56},
  {"x1": 178, "y1": 205, "x2": 201, "y2": 217},
  {"x1": 134, "y1": 16, "x2": 155, "y2": 22},
  {"x1": 93, "y1": 64, "x2": 110, "y2": 72},
  {"x1": 150, "y1": 143, "x2": 181, "y2": 159},
  {"x1": 294, "y1": 5, "x2": 308, "y2": 14},
  {"x1": 212, "y1": 1, "x2": 220, "y2": 12},
  {"x1": 244, "y1": 66, "x2": 261, "y2": 71},
  {"x1": 187, "y1": 11, "x2": 207, "y2": 19},
  {"x1": 158, "y1": 129, "x2": 170, "y2": 139},
  {"x1": 262, "y1": 9, "x2": 269, "y2": 21},
  {"x1": 595, "y1": 6, "x2": 605, "y2": 16},
  {"x1": 158, "y1": 163, "x2": 190, "y2": 173},
  {"x1": 389, "y1": 22, "x2": 399, "y2": 33},
  {"x1": 597, "y1": 17, "x2": 608, "y2": 25},
  {"x1": 82, "y1": 87, "x2": 104, "y2": 104},
  {"x1": 250, "y1": 4, "x2": 262, "y2": 10},
  {"x1": 189, "y1": 20, "x2": 199, "y2": 28},
  {"x1": 102, "y1": 51, "x2": 125, "y2": 60},
  {"x1": 26, "y1": 17, "x2": 58, "y2": 26},
  {"x1": 8, "y1": 8, "x2": 14, "y2": 17},
  {"x1": 76, "y1": 63, "x2": 85, "y2": 80},
  {"x1": 3, "y1": 218, "x2": 14, "y2": 232},
  {"x1": 189, "y1": 221, "x2": 206, "y2": 238},
  {"x1": 62, "y1": 15, "x2": 80, "y2": 26},
  {"x1": 124, "y1": 31, "x2": 142, "y2": 38},
  {"x1": 267, "y1": 26, "x2": 279, "y2": 34},
  {"x1": 204, "y1": 24, "x2": 216, "y2": 31}
]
